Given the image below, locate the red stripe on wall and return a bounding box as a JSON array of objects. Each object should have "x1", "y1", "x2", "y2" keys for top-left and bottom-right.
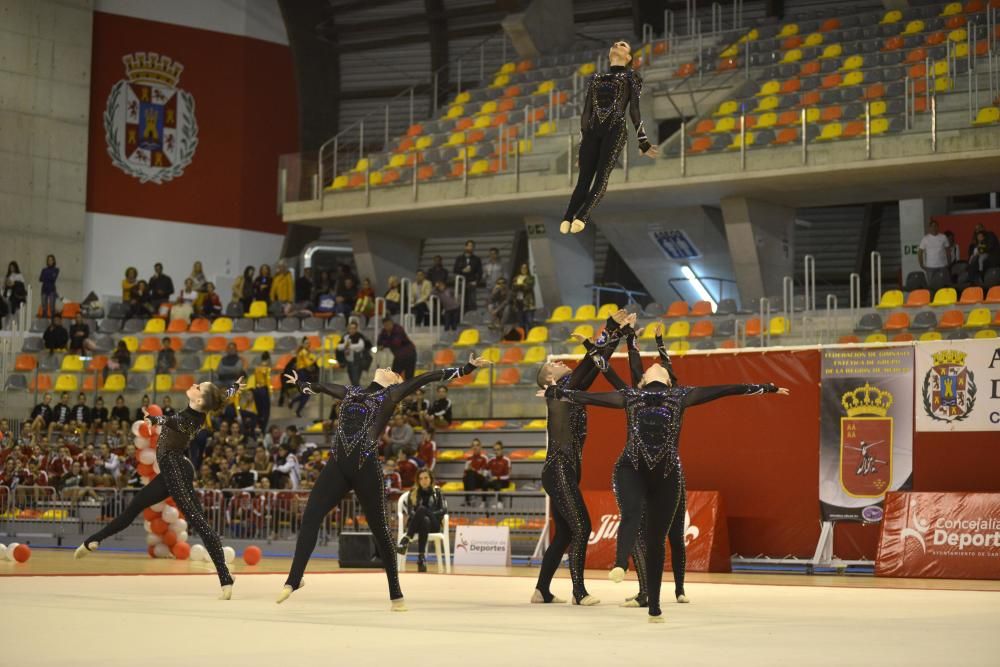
[{"x1": 86, "y1": 12, "x2": 298, "y2": 234}]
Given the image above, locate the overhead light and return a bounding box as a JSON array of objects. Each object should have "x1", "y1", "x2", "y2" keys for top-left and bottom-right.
[{"x1": 681, "y1": 265, "x2": 717, "y2": 312}]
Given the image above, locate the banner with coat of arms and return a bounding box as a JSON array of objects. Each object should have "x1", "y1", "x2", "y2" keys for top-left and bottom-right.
[
  {"x1": 820, "y1": 347, "x2": 914, "y2": 523},
  {"x1": 915, "y1": 338, "x2": 1000, "y2": 432}
]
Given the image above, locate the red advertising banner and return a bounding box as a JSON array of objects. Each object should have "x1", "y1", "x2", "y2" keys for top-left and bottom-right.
[
  {"x1": 876, "y1": 492, "x2": 1000, "y2": 579},
  {"x1": 584, "y1": 490, "x2": 731, "y2": 572}
]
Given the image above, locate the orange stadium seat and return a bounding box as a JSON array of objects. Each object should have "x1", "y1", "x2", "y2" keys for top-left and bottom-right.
[
  {"x1": 205, "y1": 336, "x2": 228, "y2": 353},
  {"x1": 959, "y1": 287, "x2": 984, "y2": 305},
  {"x1": 433, "y1": 349, "x2": 456, "y2": 366},
  {"x1": 167, "y1": 319, "x2": 188, "y2": 333},
  {"x1": 884, "y1": 312, "x2": 910, "y2": 331},
  {"x1": 937, "y1": 310, "x2": 964, "y2": 329},
  {"x1": 15, "y1": 354, "x2": 36, "y2": 371},
  {"x1": 189, "y1": 318, "x2": 210, "y2": 333},
  {"x1": 664, "y1": 301, "x2": 690, "y2": 318},
  {"x1": 904, "y1": 289, "x2": 931, "y2": 308}
]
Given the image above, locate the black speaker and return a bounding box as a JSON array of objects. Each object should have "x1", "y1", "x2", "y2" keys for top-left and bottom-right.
[{"x1": 338, "y1": 532, "x2": 384, "y2": 568}]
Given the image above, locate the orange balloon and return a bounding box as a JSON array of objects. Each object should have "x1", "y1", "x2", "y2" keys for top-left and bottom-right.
[
  {"x1": 150, "y1": 518, "x2": 169, "y2": 535},
  {"x1": 146, "y1": 404, "x2": 163, "y2": 417},
  {"x1": 162, "y1": 531, "x2": 178, "y2": 547},
  {"x1": 165, "y1": 497, "x2": 177, "y2": 507},
  {"x1": 13, "y1": 544, "x2": 31, "y2": 562},
  {"x1": 147, "y1": 545, "x2": 157, "y2": 558},
  {"x1": 149, "y1": 433, "x2": 159, "y2": 448},
  {"x1": 172, "y1": 541, "x2": 191, "y2": 560},
  {"x1": 143, "y1": 507, "x2": 159, "y2": 521},
  {"x1": 138, "y1": 423, "x2": 152, "y2": 439},
  {"x1": 243, "y1": 545, "x2": 262, "y2": 565},
  {"x1": 137, "y1": 463, "x2": 156, "y2": 478}
]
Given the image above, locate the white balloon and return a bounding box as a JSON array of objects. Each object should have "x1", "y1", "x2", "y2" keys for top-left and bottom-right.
[
  {"x1": 176, "y1": 531, "x2": 189, "y2": 544},
  {"x1": 150, "y1": 501, "x2": 166, "y2": 513},
  {"x1": 153, "y1": 543, "x2": 171, "y2": 558},
  {"x1": 140, "y1": 476, "x2": 151, "y2": 485},
  {"x1": 152, "y1": 460, "x2": 161, "y2": 474},
  {"x1": 0, "y1": 545, "x2": 7, "y2": 561},
  {"x1": 189, "y1": 544, "x2": 207, "y2": 562},
  {"x1": 169, "y1": 519, "x2": 188, "y2": 534},
  {"x1": 139, "y1": 449, "x2": 156, "y2": 465},
  {"x1": 6, "y1": 543, "x2": 19, "y2": 560},
  {"x1": 143, "y1": 520, "x2": 152, "y2": 533},
  {"x1": 223, "y1": 546, "x2": 236, "y2": 564},
  {"x1": 134, "y1": 436, "x2": 150, "y2": 450},
  {"x1": 146, "y1": 533, "x2": 162, "y2": 546},
  {"x1": 161, "y1": 505, "x2": 180, "y2": 524}
]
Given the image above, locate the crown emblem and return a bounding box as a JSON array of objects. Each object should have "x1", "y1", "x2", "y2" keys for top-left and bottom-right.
[
  {"x1": 931, "y1": 350, "x2": 967, "y2": 367},
  {"x1": 121, "y1": 52, "x2": 183, "y2": 88},
  {"x1": 841, "y1": 382, "x2": 893, "y2": 417}
]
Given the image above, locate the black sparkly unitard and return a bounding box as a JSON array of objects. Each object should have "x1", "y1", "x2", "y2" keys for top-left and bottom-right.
[
  {"x1": 86, "y1": 387, "x2": 240, "y2": 587},
  {"x1": 562, "y1": 65, "x2": 651, "y2": 224},
  {"x1": 550, "y1": 348, "x2": 778, "y2": 618},
  {"x1": 534, "y1": 317, "x2": 629, "y2": 603},
  {"x1": 284, "y1": 364, "x2": 474, "y2": 600}
]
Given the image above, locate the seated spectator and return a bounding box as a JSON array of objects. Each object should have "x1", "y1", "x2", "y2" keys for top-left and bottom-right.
[
  {"x1": 969, "y1": 227, "x2": 1000, "y2": 284},
  {"x1": 90, "y1": 396, "x2": 108, "y2": 435},
  {"x1": 110, "y1": 395, "x2": 130, "y2": 429},
  {"x1": 160, "y1": 395, "x2": 176, "y2": 417},
  {"x1": 128, "y1": 280, "x2": 154, "y2": 319},
  {"x1": 263, "y1": 425, "x2": 282, "y2": 450},
  {"x1": 396, "y1": 469, "x2": 447, "y2": 573},
  {"x1": 403, "y1": 388, "x2": 430, "y2": 429},
  {"x1": 415, "y1": 427, "x2": 436, "y2": 470},
  {"x1": 231, "y1": 457, "x2": 257, "y2": 489},
  {"x1": 253, "y1": 445, "x2": 272, "y2": 477},
  {"x1": 217, "y1": 342, "x2": 246, "y2": 385},
  {"x1": 69, "y1": 392, "x2": 91, "y2": 435},
  {"x1": 43, "y1": 315, "x2": 69, "y2": 354},
  {"x1": 271, "y1": 443, "x2": 300, "y2": 490},
  {"x1": 105, "y1": 340, "x2": 131, "y2": 379},
  {"x1": 188, "y1": 260, "x2": 207, "y2": 292},
  {"x1": 148, "y1": 262, "x2": 175, "y2": 309},
  {"x1": 271, "y1": 260, "x2": 294, "y2": 304},
  {"x1": 200, "y1": 282, "x2": 222, "y2": 317},
  {"x1": 397, "y1": 451, "x2": 418, "y2": 487},
  {"x1": 432, "y1": 280, "x2": 460, "y2": 331},
  {"x1": 156, "y1": 337, "x2": 177, "y2": 373},
  {"x1": 335, "y1": 276, "x2": 357, "y2": 316},
  {"x1": 295, "y1": 267, "x2": 314, "y2": 305},
  {"x1": 29, "y1": 392, "x2": 54, "y2": 434},
  {"x1": 4, "y1": 261, "x2": 27, "y2": 316},
  {"x1": 410, "y1": 271, "x2": 433, "y2": 327},
  {"x1": 68, "y1": 314, "x2": 95, "y2": 354},
  {"x1": 354, "y1": 277, "x2": 376, "y2": 320},
  {"x1": 430, "y1": 385, "x2": 453, "y2": 426},
  {"x1": 486, "y1": 441, "x2": 512, "y2": 499},
  {"x1": 487, "y1": 278, "x2": 510, "y2": 330},
  {"x1": 48, "y1": 391, "x2": 72, "y2": 438},
  {"x1": 314, "y1": 286, "x2": 337, "y2": 314},
  {"x1": 171, "y1": 277, "x2": 198, "y2": 321},
  {"x1": 383, "y1": 457, "x2": 402, "y2": 498},
  {"x1": 253, "y1": 263, "x2": 273, "y2": 303},
  {"x1": 134, "y1": 394, "x2": 151, "y2": 423},
  {"x1": 384, "y1": 414, "x2": 415, "y2": 458},
  {"x1": 384, "y1": 275, "x2": 401, "y2": 316},
  {"x1": 461, "y1": 439, "x2": 489, "y2": 504}
]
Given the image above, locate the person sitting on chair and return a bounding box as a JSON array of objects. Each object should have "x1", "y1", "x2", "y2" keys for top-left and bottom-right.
[{"x1": 397, "y1": 469, "x2": 447, "y2": 573}]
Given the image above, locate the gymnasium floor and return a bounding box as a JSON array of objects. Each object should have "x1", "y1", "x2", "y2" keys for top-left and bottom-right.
[{"x1": 1, "y1": 550, "x2": 998, "y2": 666}]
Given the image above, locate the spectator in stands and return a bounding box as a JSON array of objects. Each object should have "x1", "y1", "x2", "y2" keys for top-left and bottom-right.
[
  {"x1": 918, "y1": 220, "x2": 951, "y2": 285},
  {"x1": 354, "y1": 277, "x2": 376, "y2": 321},
  {"x1": 967, "y1": 224, "x2": 999, "y2": 260},
  {"x1": 271, "y1": 260, "x2": 294, "y2": 304},
  {"x1": 483, "y1": 247, "x2": 503, "y2": 289},
  {"x1": 188, "y1": 260, "x2": 207, "y2": 292},
  {"x1": 49, "y1": 391, "x2": 72, "y2": 439},
  {"x1": 415, "y1": 427, "x2": 436, "y2": 470},
  {"x1": 160, "y1": 395, "x2": 176, "y2": 417},
  {"x1": 337, "y1": 320, "x2": 372, "y2": 386},
  {"x1": 384, "y1": 414, "x2": 415, "y2": 458},
  {"x1": 231, "y1": 457, "x2": 257, "y2": 489},
  {"x1": 172, "y1": 277, "x2": 198, "y2": 321},
  {"x1": 289, "y1": 339, "x2": 317, "y2": 417},
  {"x1": 427, "y1": 255, "x2": 448, "y2": 286},
  {"x1": 105, "y1": 340, "x2": 130, "y2": 380},
  {"x1": 156, "y1": 337, "x2": 176, "y2": 373},
  {"x1": 39, "y1": 254, "x2": 59, "y2": 318},
  {"x1": 454, "y1": 240, "x2": 482, "y2": 312},
  {"x1": 397, "y1": 451, "x2": 418, "y2": 488},
  {"x1": 148, "y1": 262, "x2": 175, "y2": 307},
  {"x1": 410, "y1": 271, "x2": 432, "y2": 326},
  {"x1": 233, "y1": 266, "x2": 255, "y2": 313},
  {"x1": 944, "y1": 231, "x2": 960, "y2": 266},
  {"x1": 397, "y1": 469, "x2": 446, "y2": 573},
  {"x1": 121, "y1": 266, "x2": 138, "y2": 301},
  {"x1": 314, "y1": 283, "x2": 336, "y2": 314},
  {"x1": 432, "y1": 280, "x2": 461, "y2": 331},
  {"x1": 43, "y1": 314, "x2": 69, "y2": 354},
  {"x1": 462, "y1": 439, "x2": 490, "y2": 504},
  {"x1": 4, "y1": 261, "x2": 26, "y2": 316},
  {"x1": 486, "y1": 441, "x2": 512, "y2": 498},
  {"x1": 487, "y1": 277, "x2": 510, "y2": 330},
  {"x1": 403, "y1": 388, "x2": 430, "y2": 430},
  {"x1": 430, "y1": 385, "x2": 453, "y2": 426},
  {"x1": 383, "y1": 457, "x2": 402, "y2": 497},
  {"x1": 512, "y1": 262, "x2": 536, "y2": 329},
  {"x1": 384, "y1": 275, "x2": 402, "y2": 316},
  {"x1": 110, "y1": 395, "x2": 130, "y2": 430},
  {"x1": 68, "y1": 314, "x2": 95, "y2": 354},
  {"x1": 335, "y1": 276, "x2": 358, "y2": 316},
  {"x1": 90, "y1": 396, "x2": 108, "y2": 435},
  {"x1": 969, "y1": 227, "x2": 1000, "y2": 284},
  {"x1": 272, "y1": 443, "x2": 301, "y2": 490},
  {"x1": 253, "y1": 264, "x2": 273, "y2": 303},
  {"x1": 377, "y1": 317, "x2": 417, "y2": 379},
  {"x1": 201, "y1": 282, "x2": 222, "y2": 318},
  {"x1": 295, "y1": 267, "x2": 314, "y2": 305},
  {"x1": 127, "y1": 280, "x2": 153, "y2": 319},
  {"x1": 263, "y1": 425, "x2": 282, "y2": 450},
  {"x1": 29, "y1": 392, "x2": 54, "y2": 434},
  {"x1": 253, "y1": 444, "x2": 272, "y2": 475},
  {"x1": 251, "y1": 351, "x2": 272, "y2": 429},
  {"x1": 217, "y1": 341, "x2": 246, "y2": 386},
  {"x1": 69, "y1": 392, "x2": 90, "y2": 436},
  {"x1": 134, "y1": 394, "x2": 150, "y2": 423}
]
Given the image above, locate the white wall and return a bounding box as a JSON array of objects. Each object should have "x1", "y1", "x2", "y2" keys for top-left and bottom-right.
[
  {"x1": 94, "y1": 0, "x2": 288, "y2": 44},
  {"x1": 83, "y1": 212, "x2": 283, "y2": 302}
]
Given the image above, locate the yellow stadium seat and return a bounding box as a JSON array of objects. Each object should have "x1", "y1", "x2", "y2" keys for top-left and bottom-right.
[
  {"x1": 529, "y1": 449, "x2": 547, "y2": 460},
  {"x1": 870, "y1": 117, "x2": 890, "y2": 135},
  {"x1": 941, "y1": 2, "x2": 962, "y2": 16},
  {"x1": 932, "y1": 60, "x2": 950, "y2": 77},
  {"x1": 755, "y1": 96, "x2": 780, "y2": 112},
  {"x1": 103, "y1": 374, "x2": 126, "y2": 392},
  {"x1": 577, "y1": 62, "x2": 596, "y2": 76},
  {"x1": 919, "y1": 331, "x2": 943, "y2": 342},
  {"x1": 640, "y1": 325, "x2": 658, "y2": 339},
  {"x1": 666, "y1": 321, "x2": 690, "y2": 339},
  {"x1": 934, "y1": 76, "x2": 952, "y2": 93},
  {"x1": 596, "y1": 304, "x2": 619, "y2": 320},
  {"x1": 247, "y1": 301, "x2": 267, "y2": 318},
  {"x1": 368, "y1": 171, "x2": 383, "y2": 186},
  {"x1": 756, "y1": 80, "x2": 780, "y2": 97},
  {"x1": 440, "y1": 481, "x2": 464, "y2": 492},
  {"x1": 713, "y1": 117, "x2": 737, "y2": 133},
  {"x1": 546, "y1": 306, "x2": 572, "y2": 323},
  {"x1": 131, "y1": 354, "x2": 155, "y2": 372},
  {"x1": 491, "y1": 74, "x2": 510, "y2": 88},
  {"x1": 305, "y1": 422, "x2": 324, "y2": 433},
  {"x1": 816, "y1": 122, "x2": 843, "y2": 141},
  {"x1": 122, "y1": 336, "x2": 139, "y2": 352},
  {"x1": 473, "y1": 115, "x2": 492, "y2": 129},
  {"x1": 499, "y1": 62, "x2": 515, "y2": 75},
  {"x1": 456, "y1": 420, "x2": 484, "y2": 430},
  {"x1": 573, "y1": 305, "x2": 597, "y2": 321},
  {"x1": 415, "y1": 135, "x2": 434, "y2": 150},
  {"x1": 569, "y1": 324, "x2": 594, "y2": 340},
  {"x1": 479, "y1": 100, "x2": 498, "y2": 116},
  {"x1": 739, "y1": 28, "x2": 759, "y2": 43},
  {"x1": 516, "y1": 139, "x2": 532, "y2": 154},
  {"x1": 143, "y1": 318, "x2": 165, "y2": 334},
  {"x1": 820, "y1": 44, "x2": 843, "y2": 59},
  {"x1": 714, "y1": 100, "x2": 738, "y2": 116},
  {"x1": 728, "y1": 132, "x2": 755, "y2": 149},
  {"x1": 930, "y1": 288, "x2": 957, "y2": 307},
  {"x1": 778, "y1": 23, "x2": 799, "y2": 37},
  {"x1": 804, "y1": 32, "x2": 824, "y2": 47},
  {"x1": 200, "y1": 354, "x2": 221, "y2": 371},
  {"x1": 876, "y1": 290, "x2": 904, "y2": 309},
  {"x1": 61, "y1": 355, "x2": 84, "y2": 372},
  {"x1": 669, "y1": 340, "x2": 691, "y2": 353},
  {"x1": 210, "y1": 317, "x2": 233, "y2": 333},
  {"x1": 880, "y1": 10, "x2": 902, "y2": 24},
  {"x1": 469, "y1": 159, "x2": 490, "y2": 176},
  {"x1": 455, "y1": 329, "x2": 480, "y2": 346},
  {"x1": 251, "y1": 336, "x2": 275, "y2": 352},
  {"x1": 535, "y1": 80, "x2": 555, "y2": 94},
  {"x1": 720, "y1": 44, "x2": 740, "y2": 58},
  {"x1": 955, "y1": 42, "x2": 969, "y2": 58},
  {"x1": 525, "y1": 419, "x2": 547, "y2": 430},
  {"x1": 155, "y1": 374, "x2": 172, "y2": 392},
  {"x1": 352, "y1": 158, "x2": 370, "y2": 173},
  {"x1": 472, "y1": 369, "x2": 491, "y2": 386},
  {"x1": 445, "y1": 132, "x2": 465, "y2": 147},
  {"x1": 525, "y1": 327, "x2": 549, "y2": 344},
  {"x1": 454, "y1": 146, "x2": 478, "y2": 162},
  {"x1": 536, "y1": 121, "x2": 557, "y2": 137},
  {"x1": 757, "y1": 112, "x2": 778, "y2": 128},
  {"x1": 869, "y1": 100, "x2": 887, "y2": 117},
  {"x1": 780, "y1": 49, "x2": 803, "y2": 64},
  {"x1": 769, "y1": 316, "x2": 789, "y2": 336},
  {"x1": 964, "y1": 308, "x2": 992, "y2": 328},
  {"x1": 902, "y1": 20, "x2": 925, "y2": 35},
  {"x1": 841, "y1": 71, "x2": 864, "y2": 87},
  {"x1": 973, "y1": 107, "x2": 1000, "y2": 125},
  {"x1": 948, "y1": 28, "x2": 967, "y2": 43},
  {"x1": 841, "y1": 55, "x2": 864, "y2": 71},
  {"x1": 865, "y1": 333, "x2": 888, "y2": 344},
  {"x1": 388, "y1": 153, "x2": 408, "y2": 168},
  {"x1": 805, "y1": 109, "x2": 821, "y2": 123},
  {"x1": 974, "y1": 329, "x2": 998, "y2": 339},
  {"x1": 328, "y1": 174, "x2": 349, "y2": 190},
  {"x1": 567, "y1": 344, "x2": 585, "y2": 356},
  {"x1": 481, "y1": 347, "x2": 502, "y2": 363},
  {"x1": 523, "y1": 346, "x2": 547, "y2": 364},
  {"x1": 445, "y1": 104, "x2": 464, "y2": 119},
  {"x1": 323, "y1": 334, "x2": 342, "y2": 351},
  {"x1": 54, "y1": 374, "x2": 78, "y2": 392},
  {"x1": 453, "y1": 91, "x2": 471, "y2": 105}
]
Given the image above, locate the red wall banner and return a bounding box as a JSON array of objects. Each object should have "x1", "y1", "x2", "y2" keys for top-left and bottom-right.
[
  {"x1": 584, "y1": 490, "x2": 731, "y2": 572},
  {"x1": 876, "y1": 492, "x2": 1000, "y2": 579},
  {"x1": 87, "y1": 12, "x2": 298, "y2": 234}
]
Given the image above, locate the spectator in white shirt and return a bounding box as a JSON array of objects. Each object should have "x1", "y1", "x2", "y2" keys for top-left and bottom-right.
[
  {"x1": 272, "y1": 443, "x2": 301, "y2": 490},
  {"x1": 410, "y1": 270, "x2": 433, "y2": 326},
  {"x1": 482, "y1": 247, "x2": 504, "y2": 290},
  {"x1": 918, "y1": 220, "x2": 951, "y2": 284}
]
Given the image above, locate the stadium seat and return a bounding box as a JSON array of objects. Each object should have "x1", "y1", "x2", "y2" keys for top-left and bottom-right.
[
  {"x1": 690, "y1": 301, "x2": 714, "y2": 317},
  {"x1": 232, "y1": 336, "x2": 251, "y2": 352},
  {"x1": 596, "y1": 304, "x2": 619, "y2": 320},
  {"x1": 714, "y1": 100, "x2": 738, "y2": 116},
  {"x1": 769, "y1": 316, "x2": 789, "y2": 336},
  {"x1": 877, "y1": 290, "x2": 904, "y2": 309},
  {"x1": 54, "y1": 374, "x2": 78, "y2": 391},
  {"x1": 138, "y1": 337, "x2": 161, "y2": 352},
  {"x1": 964, "y1": 308, "x2": 991, "y2": 328},
  {"x1": 930, "y1": 288, "x2": 958, "y2": 307},
  {"x1": 855, "y1": 313, "x2": 883, "y2": 332},
  {"x1": 210, "y1": 317, "x2": 233, "y2": 333},
  {"x1": 664, "y1": 301, "x2": 690, "y2": 318},
  {"x1": 746, "y1": 318, "x2": 762, "y2": 337},
  {"x1": 665, "y1": 321, "x2": 690, "y2": 339},
  {"x1": 973, "y1": 107, "x2": 1000, "y2": 125},
  {"x1": 958, "y1": 287, "x2": 984, "y2": 305},
  {"x1": 985, "y1": 287, "x2": 1000, "y2": 304},
  {"x1": 569, "y1": 324, "x2": 594, "y2": 341},
  {"x1": 251, "y1": 336, "x2": 275, "y2": 352},
  {"x1": 884, "y1": 312, "x2": 910, "y2": 331},
  {"x1": 919, "y1": 331, "x2": 943, "y2": 342},
  {"x1": 690, "y1": 320, "x2": 715, "y2": 338},
  {"x1": 60, "y1": 355, "x2": 84, "y2": 372},
  {"x1": 189, "y1": 318, "x2": 210, "y2": 333},
  {"x1": 938, "y1": 310, "x2": 964, "y2": 329},
  {"x1": 122, "y1": 336, "x2": 139, "y2": 352},
  {"x1": 141, "y1": 318, "x2": 165, "y2": 334},
  {"x1": 247, "y1": 301, "x2": 268, "y2": 318},
  {"x1": 904, "y1": 289, "x2": 931, "y2": 307},
  {"x1": 481, "y1": 347, "x2": 502, "y2": 364},
  {"x1": 454, "y1": 329, "x2": 480, "y2": 346},
  {"x1": 102, "y1": 374, "x2": 125, "y2": 392},
  {"x1": 862, "y1": 333, "x2": 887, "y2": 344},
  {"x1": 573, "y1": 305, "x2": 597, "y2": 321},
  {"x1": 205, "y1": 337, "x2": 228, "y2": 353},
  {"x1": 14, "y1": 354, "x2": 36, "y2": 372},
  {"x1": 546, "y1": 306, "x2": 572, "y2": 323},
  {"x1": 669, "y1": 341, "x2": 691, "y2": 353},
  {"x1": 500, "y1": 347, "x2": 524, "y2": 365},
  {"x1": 87, "y1": 355, "x2": 107, "y2": 372},
  {"x1": 433, "y1": 349, "x2": 456, "y2": 366},
  {"x1": 523, "y1": 346, "x2": 547, "y2": 365},
  {"x1": 524, "y1": 326, "x2": 548, "y2": 344},
  {"x1": 172, "y1": 374, "x2": 196, "y2": 391},
  {"x1": 131, "y1": 354, "x2": 155, "y2": 372},
  {"x1": 495, "y1": 368, "x2": 521, "y2": 386},
  {"x1": 891, "y1": 333, "x2": 915, "y2": 342}
]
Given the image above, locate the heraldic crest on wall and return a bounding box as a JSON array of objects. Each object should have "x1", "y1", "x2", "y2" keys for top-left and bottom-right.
[
  {"x1": 922, "y1": 349, "x2": 977, "y2": 423},
  {"x1": 103, "y1": 52, "x2": 198, "y2": 184}
]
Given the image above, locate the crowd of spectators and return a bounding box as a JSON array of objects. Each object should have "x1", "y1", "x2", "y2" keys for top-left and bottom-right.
[{"x1": 918, "y1": 222, "x2": 1000, "y2": 287}]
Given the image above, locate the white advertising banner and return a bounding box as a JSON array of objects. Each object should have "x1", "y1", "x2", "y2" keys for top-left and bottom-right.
[
  {"x1": 915, "y1": 338, "x2": 1000, "y2": 432},
  {"x1": 452, "y1": 526, "x2": 511, "y2": 566}
]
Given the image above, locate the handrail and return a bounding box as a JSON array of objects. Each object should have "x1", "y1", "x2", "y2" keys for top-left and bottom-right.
[{"x1": 585, "y1": 283, "x2": 648, "y2": 306}]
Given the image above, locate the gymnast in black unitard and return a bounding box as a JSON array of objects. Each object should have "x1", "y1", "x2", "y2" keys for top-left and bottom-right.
[
  {"x1": 278, "y1": 356, "x2": 488, "y2": 611},
  {"x1": 560, "y1": 40, "x2": 658, "y2": 235},
  {"x1": 74, "y1": 379, "x2": 244, "y2": 599},
  {"x1": 532, "y1": 309, "x2": 634, "y2": 606},
  {"x1": 547, "y1": 337, "x2": 788, "y2": 622}
]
